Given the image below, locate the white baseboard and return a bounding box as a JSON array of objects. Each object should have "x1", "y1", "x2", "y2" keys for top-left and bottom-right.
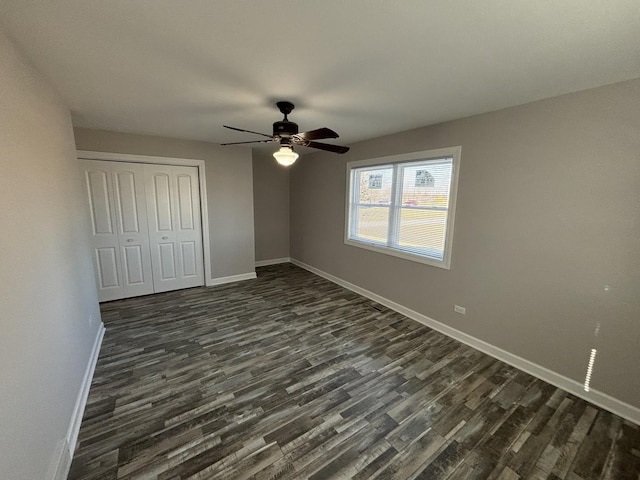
[
  {"x1": 207, "y1": 272, "x2": 257, "y2": 286},
  {"x1": 48, "y1": 439, "x2": 72, "y2": 480},
  {"x1": 49, "y1": 321, "x2": 105, "y2": 480},
  {"x1": 290, "y1": 258, "x2": 640, "y2": 426},
  {"x1": 255, "y1": 257, "x2": 291, "y2": 267},
  {"x1": 67, "y1": 322, "x2": 105, "y2": 452}
]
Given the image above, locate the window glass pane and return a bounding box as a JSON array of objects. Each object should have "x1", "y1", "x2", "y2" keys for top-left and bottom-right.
[
  {"x1": 354, "y1": 205, "x2": 389, "y2": 243},
  {"x1": 397, "y1": 208, "x2": 447, "y2": 259},
  {"x1": 400, "y1": 160, "x2": 452, "y2": 208},
  {"x1": 357, "y1": 168, "x2": 393, "y2": 205}
]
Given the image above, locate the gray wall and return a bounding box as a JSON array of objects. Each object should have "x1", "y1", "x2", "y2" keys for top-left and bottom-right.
[
  {"x1": 0, "y1": 33, "x2": 102, "y2": 479},
  {"x1": 290, "y1": 78, "x2": 640, "y2": 408},
  {"x1": 253, "y1": 151, "x2": 290, "y2": 262},
  {"x1": 73, "y1": 128, "x2": 256, "y2": 280}
]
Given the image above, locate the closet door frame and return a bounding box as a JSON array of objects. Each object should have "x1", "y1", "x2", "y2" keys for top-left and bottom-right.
[{"x1": 78, "y1": 150, "x2": 212, "y2": 287}]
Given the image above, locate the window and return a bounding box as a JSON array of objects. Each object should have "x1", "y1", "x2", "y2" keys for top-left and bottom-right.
[{"x1": 345, "y1": 146, "x2": 461, "y2": 269}]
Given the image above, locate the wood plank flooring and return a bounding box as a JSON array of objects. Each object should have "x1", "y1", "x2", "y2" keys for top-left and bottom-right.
[{"x1": 68, "y1": 263, "x2": 640, "y2": 480}]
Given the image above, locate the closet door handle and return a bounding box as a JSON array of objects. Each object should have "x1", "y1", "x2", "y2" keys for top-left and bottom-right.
[
  {"x1": 126, "y1": 239, "x2": 134, "y2": 243},
  {"x1": 162, "y1": 236, "x2": 169, "y2": 240}
]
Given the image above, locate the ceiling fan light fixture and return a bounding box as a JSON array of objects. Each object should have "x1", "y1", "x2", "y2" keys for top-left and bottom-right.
[{"x1": 273, "y1": 145, "x2": 299, "y2": 166}]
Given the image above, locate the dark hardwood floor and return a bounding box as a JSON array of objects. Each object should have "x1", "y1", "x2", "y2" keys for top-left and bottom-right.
[{"x1": 68, "y1": 264, "x2": 640, "y2": 480}]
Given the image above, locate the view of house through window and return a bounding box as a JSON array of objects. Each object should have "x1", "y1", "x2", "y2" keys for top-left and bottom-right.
[{"x1": 345, "y1": 147, "x2": 461, "y2": 268}]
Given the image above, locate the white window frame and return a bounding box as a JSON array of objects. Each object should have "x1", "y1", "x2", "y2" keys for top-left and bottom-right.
[{"x1": 344, "y1": 146, "x2": 461, "y2": 269}]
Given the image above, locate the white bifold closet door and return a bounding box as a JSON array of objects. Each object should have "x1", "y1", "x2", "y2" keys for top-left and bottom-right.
[
  {"x1": 83, "y1": 160, "x2": 204, "y2": 302},
  {"x1": 144, "y1": 164, "x2": 204, "y2": 293},
  {"x1": 84, "y1": 161, "x2": 153, "y2": 301}
]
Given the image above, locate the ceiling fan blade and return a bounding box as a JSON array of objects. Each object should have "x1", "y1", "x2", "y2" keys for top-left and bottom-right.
[
  {"x1": 223, "y1": 125, "x2": 273, "y2": 138},
  {"x1": 295, "y1": 127, "x2": 339, "y2": 141},
  {"x1": 296, "y1": 140, "x2": 350, "y2": 154},
  {"x1": 220, "y1": 139, "x2": 273, "y2": 146}
]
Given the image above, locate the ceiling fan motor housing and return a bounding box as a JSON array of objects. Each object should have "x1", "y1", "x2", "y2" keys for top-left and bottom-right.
[{"x1": 273, "y1": 120, "x2": 299, "y2": 138}]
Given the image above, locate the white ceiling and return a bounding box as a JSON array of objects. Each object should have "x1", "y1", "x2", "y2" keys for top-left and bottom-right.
[{"x1": 2, "y1": 1, "x2": 640, "y2": 152}]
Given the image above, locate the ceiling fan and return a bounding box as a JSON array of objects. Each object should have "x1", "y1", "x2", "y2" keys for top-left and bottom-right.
[{"x1": 221, "y1": 101, "x2": 350, "y2": 166}]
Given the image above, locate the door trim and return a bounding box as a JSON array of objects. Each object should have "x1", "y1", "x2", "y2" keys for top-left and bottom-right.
[{"x1": 77, "y1": 150, "x2": 212, "y2": 286}]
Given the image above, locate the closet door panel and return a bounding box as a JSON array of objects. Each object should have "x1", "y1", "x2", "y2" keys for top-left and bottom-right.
[
  {"x1": 96, "y1": 247, "x2": 119, "y2": 289},
  {"x1": 122, "y1": 245, "x2": 146, "y2": 285},
  {"x1": 177, "y1": 174, "x2": 195, "y2": 230},
  {"x1": 158, "y1": 243, "x2": 177, "y2": 280},
  {"x1": 181, "y1": 241, "x2": 198, "y2": 277},
  {"x1": 175, "y1": 172, "x2": 203, "y2": 281},
  {"x1": 114, "y1": 170, "x2": 140, "y2": 233},
  {"x1": 87, "y1": 169, "x2": 114, "y2": 235},
  {"x1": 84, "y1": 163, "x2": 123, "y2": 301},
  {"x1": 145, "y1": 164, "x2": 204, "y2": 293},
  {"x1": 152, "y1": 173, "x2": 173, "y2": 231},
  {"x1": 83, "y1": 160, "x2": 154, "y2": 301},
  {"x1": 113, "y1": 163, "x2": 153, "y2": 295}
]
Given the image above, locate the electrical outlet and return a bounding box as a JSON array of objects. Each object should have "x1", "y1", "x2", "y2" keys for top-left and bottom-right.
[{"x1": 454, "y1": 305, "x2": 466, "y2": 315}]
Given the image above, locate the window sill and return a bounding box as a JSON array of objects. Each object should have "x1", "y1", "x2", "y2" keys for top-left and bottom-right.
[{"x1": 344, "y1": 237, "x2": 451, "y2": 270}]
